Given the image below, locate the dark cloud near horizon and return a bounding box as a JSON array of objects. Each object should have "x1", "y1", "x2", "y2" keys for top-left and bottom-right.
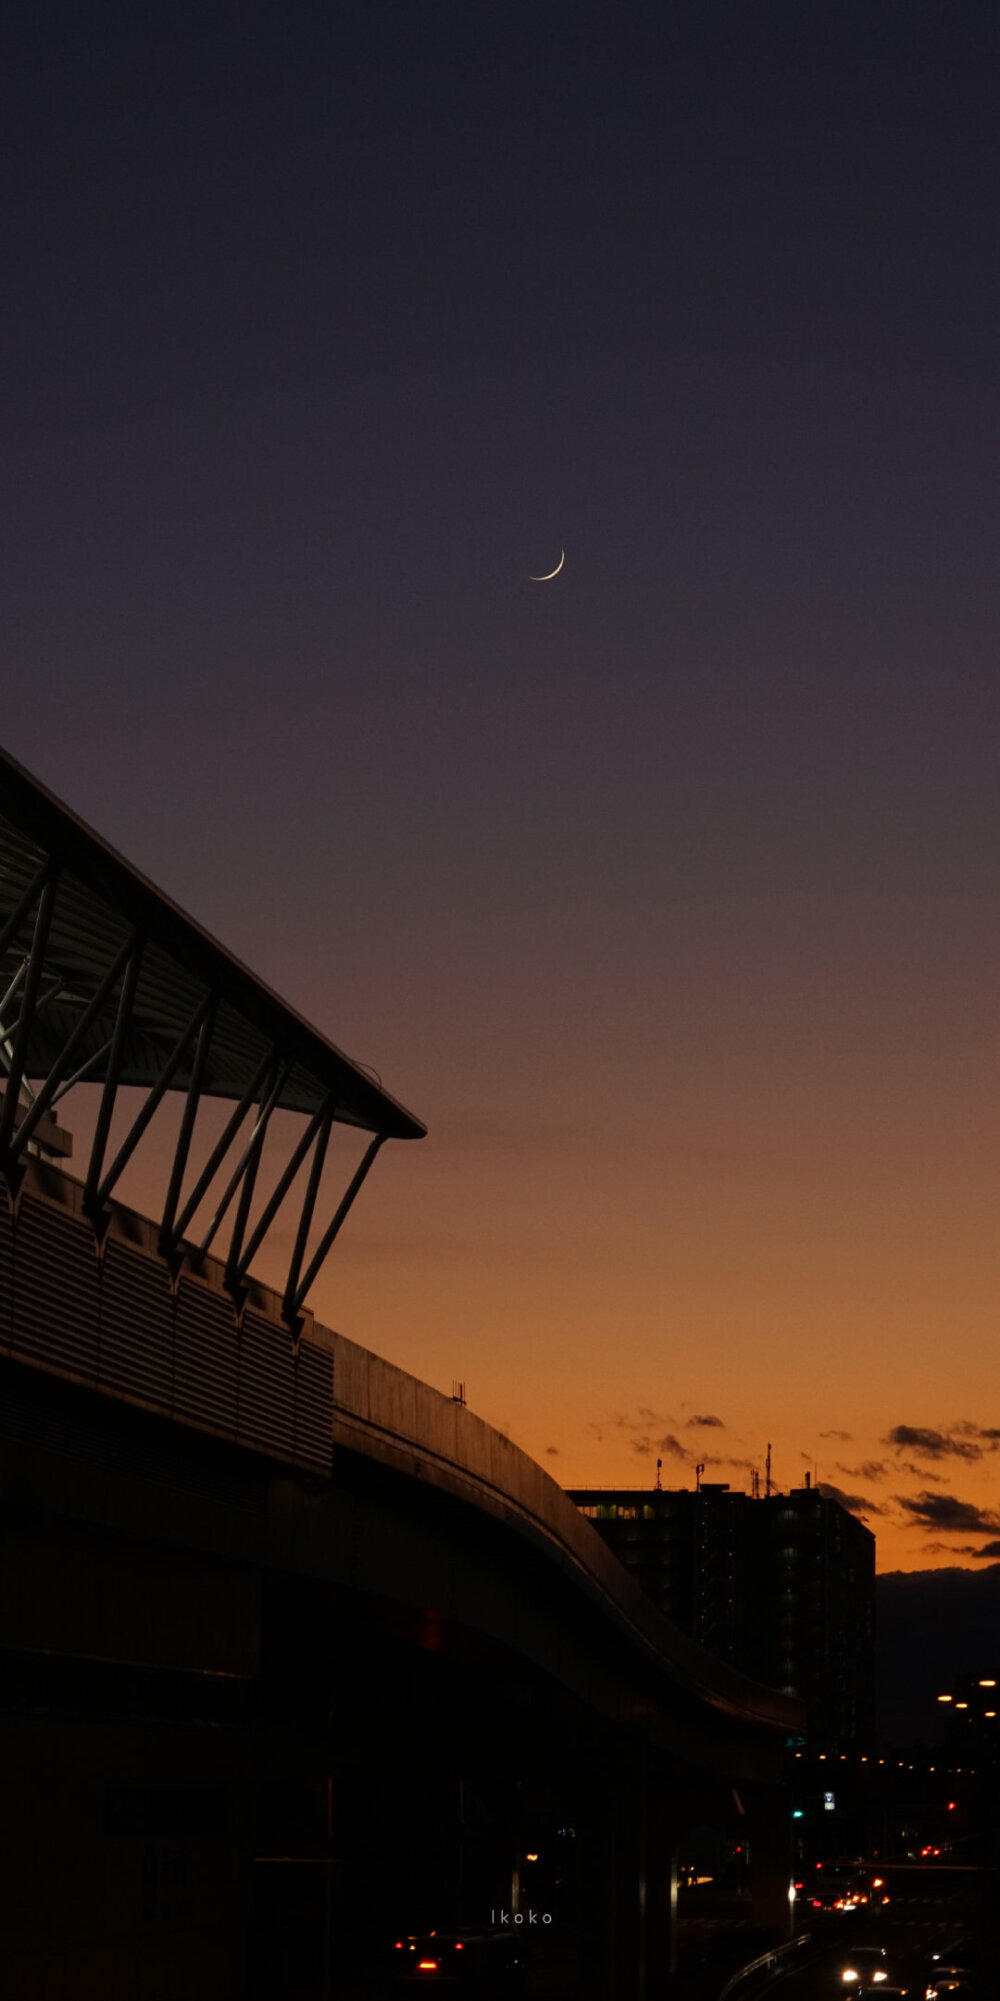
[
  {"x1": 687, "y1": 1414, "x2": 724, "y2": 1429},
  {"x1": 837, "y1": 1461, "x2": 886, "y2": 1483},
  {"x1": 818, "y1": 1482, "x2": 883, "y2": 1517},
  {"x1": 660, "y1": 1434, "x2": 688, "y2": 1459},
  {"x1": 630, "y1": 1431, "x2": 689, "y2": 1461},
  {"x1": 545, "y1": 1445, "x2": 559, "y2": 1456},
  {"x1": 921, "y1": 1539, "x2": 1000, "y2": 1559},
  {"x1": 820, "y1": 1430, "x2": 852, "y2": 1442},
  {"x1": 896, "y1": 1491, "x2": 1000, "y2": 1534},
  {"x1": 886, "y1": 1424, "x2": 994, "y2": 1462}
]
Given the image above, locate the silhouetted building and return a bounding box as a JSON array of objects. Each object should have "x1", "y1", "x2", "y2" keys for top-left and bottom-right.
[{"x1": 569, "y1": 1480, "x2": 875, "y2": 1748}]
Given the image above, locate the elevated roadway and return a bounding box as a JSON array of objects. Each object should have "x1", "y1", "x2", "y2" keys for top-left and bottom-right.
[
  {"x1": 0, "y1": 749, "x2": 801, "y2": 1999},
  {"x1": 0, "y1": 1161, "x2": 801, "y2": 2000}
]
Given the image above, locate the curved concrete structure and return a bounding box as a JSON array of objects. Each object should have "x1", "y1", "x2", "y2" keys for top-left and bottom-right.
[
  {"x1": 327, "y1": 1322, "x2": 797, "y2": 1738},
  {"x1": 0, "y1": 1158, "x2": 802, "y2": 1999}
]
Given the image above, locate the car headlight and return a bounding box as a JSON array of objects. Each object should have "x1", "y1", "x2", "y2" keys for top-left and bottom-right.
[
  {"x1": 873, "y1": 1976, "x2": 888, "y2": 1986},
  {"x1": 843, "y1": 1972, "x2": 858, "y2": 1984}
]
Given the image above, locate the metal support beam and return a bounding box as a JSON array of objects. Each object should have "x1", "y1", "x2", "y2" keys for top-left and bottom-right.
[
  {"x1": 85, "y1": 940, "x2": 144, "y2": 1215},
  {"x1": 281, "y1": 1103, "x2": 333, "y2": 1322},
  {"x1": 158, "y1": 998, "x2": 217, "y2": 1254},
  {"x1": 0, "y1": 960, "x2": 26, "y2": 1028},
  {"x1": 0, "y1": 859, "x2": 53, "y2": 968},
  {"x1": 165, "y1": 1045, "x2": 275, "y2": 1252},
  {"x1": 0, "y1": 869, "x2": 58, "y2": 1159},
  {"x1": 229, "y1": 1090, "x2": 337, "y2": 1291},
  {"x1": 50, "y1": 1036, "x2": 114, "y2": 1106},
  {"x1": 286, "y1": 1132, "x2": 385, "y2": 1328},
  {"x1": 94, "y1": 991, "x2": 213, "y2": 1210},
  {"x1": 12, "y1": 933, "x2": 136, "y2": 1156},
  {"x1": 218, "y1": 1059, "x2": 296, "y2": 1281},
  {"x1": 192, "y1": 1053, "x2": 290, "y2": 1264}
]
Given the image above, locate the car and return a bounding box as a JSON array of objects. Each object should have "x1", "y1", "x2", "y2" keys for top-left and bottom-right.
[
  {"x1": 389, "y1": 1928, "x2": 529, "y2": 1986},
  {"x1": 925, "y1": 1934, "x2": 978, "y2": 1999},
  {"x1": 836, "y1": 1944, "x2": 892, "y2": 1991}
]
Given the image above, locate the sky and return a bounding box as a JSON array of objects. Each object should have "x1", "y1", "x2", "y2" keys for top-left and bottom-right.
[{"x1": 3, "y1": 2, "x2": 1000, "y2": 1571}]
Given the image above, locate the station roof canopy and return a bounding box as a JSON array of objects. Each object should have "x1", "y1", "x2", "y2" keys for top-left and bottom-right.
[{"x1": 0, "y1": 745, "x2": 425, "y2": 1143}]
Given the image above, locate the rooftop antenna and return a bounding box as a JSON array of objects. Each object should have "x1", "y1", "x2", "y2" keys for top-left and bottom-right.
[
  {"x1": 655, "y1": 1457, "x2": 662, "y2": 1491},
  {"x1": 695, "y1": 1461, "x2": 705, "y2": 1493},
  {"x1": 765, "y1": 1442, "x2": 772, "y2": 1498},
  {"x1": 751, "y1": 1468, "x2": 760, "y2": 1499}
]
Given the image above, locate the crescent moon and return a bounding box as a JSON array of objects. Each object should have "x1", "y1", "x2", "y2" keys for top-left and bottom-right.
[{"x1": 529, "y1": 550, "x2": 565, "y2": 581}]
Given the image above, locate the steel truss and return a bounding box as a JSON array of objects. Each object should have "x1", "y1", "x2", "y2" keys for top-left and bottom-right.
[{"x1": 0, "y1": 856, "x2": 392, "y2": 1339}]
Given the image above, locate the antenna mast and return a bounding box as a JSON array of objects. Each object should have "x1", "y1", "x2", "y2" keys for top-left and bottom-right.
[{"x1": 765, "y1": 1441, "x2": 772, "y2": 1498}]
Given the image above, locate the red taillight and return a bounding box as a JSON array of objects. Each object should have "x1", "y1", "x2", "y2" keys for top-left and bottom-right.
[
  {"x1": 417, "y1": 1961, "x2": 438, "y2": 1972},
  {"x1": 454, "y1": 1941, "x2": 464, "y2": 1949},
  {"x1": 395, "y1": 1941, "x2": 403, "y2": 1949}
]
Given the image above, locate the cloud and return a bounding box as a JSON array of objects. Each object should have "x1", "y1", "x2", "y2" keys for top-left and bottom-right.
[
  {"x1": 544, "y1": 1445, "x2": 559, "y2": 1456},
  {"x1": 629, "y1": 1432, "x2": 689, "y2": 1461},
  {"x1": 921, "y1": 1539, "x2": 1000, "y2": 1559},
  {"x1": 896, "y1": 1491, "x2": 1000, "y2": 1534},
  {"x1": 953, "y1": 1422, "x2": 1000, "y2": 1445},
  {"x1": 820, "y1": 1429, "x2": 852, "y2": 1441},
  {"x1": 837, "y1": 1461, "x2": 887, "y2": 1482},
  {"x1": 687, "y1": 1414, "x2": 724, "y2": 1429},
  {"x1": 659, "y1": 1433, "x2": 688, "y2": 1459},
  {"x1": 903, "y1": 1462, "x2": 942, "y2": 1481},
  {"x1": 588, "y1": 1408, "x2": 678, "y2": 1448},
  {"x1": 885, "y1": 1425, "x2": 984, "y2": 1462},
  {"x1": 818, "y1": 1482, "x2": 884, "y2": 1517}
]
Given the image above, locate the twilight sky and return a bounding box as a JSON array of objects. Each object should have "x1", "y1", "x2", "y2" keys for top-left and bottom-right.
[{"x1": 4, "y1": 2, "x2": 1000, "y2": 1570}]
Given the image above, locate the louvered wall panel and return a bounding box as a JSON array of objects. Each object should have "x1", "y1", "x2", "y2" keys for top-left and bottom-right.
[
  {"x1": 0, "y1": 1185, "x2": 12, "y2": 1352},
  {"x1": 12, "y1": 1194, "x2": 100, "y2": 1379},
  {"x1": 237, "y1": 1310, "x2": 294, "y2": 1458},
  {"x1": 99, "y1": 1238, "x2": 174, "y2": 1409},
  {"x1": 293, "y1": 1339, "x2": 333, "y2": 1473},
  {"x1": 174, "y1": 1278, "x2": 238, "y2": 1434}
]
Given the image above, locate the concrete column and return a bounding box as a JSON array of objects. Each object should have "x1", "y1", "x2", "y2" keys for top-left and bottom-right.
[
  {"x1": 582, "y1": 1748, "x2": 679, "y2": 1999},
  {"x1": 642, "y1": 1776, "x2": 679, "y2": 1986},
  {"x1": 742, "y1": 1781, "x2": 793, "y2": 1939}
]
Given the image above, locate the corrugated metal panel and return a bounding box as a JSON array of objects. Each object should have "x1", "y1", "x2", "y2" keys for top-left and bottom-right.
[
  {"x1": 237, "y1": 1309, "x2": 294, "y2": 1458},
  {"x1": 11, "y1": 1194, "x2": 100, "y2": 1379},
  {"x1": 0, "y1": 1372, "x2": 268, "y2": 1514},
  {"x1": 293, "y1": 1339, "x2": 333, "y2": 1474},
  {"x1": 0, "y1": 1184, "x2": 12, "y2": 1353},
  {"x1": 174, "y1": 1278, "x2": 238, "y2": 1435},
  {"x1": 99, "y1": 1238, "x2": 174, "y2": 1408}
]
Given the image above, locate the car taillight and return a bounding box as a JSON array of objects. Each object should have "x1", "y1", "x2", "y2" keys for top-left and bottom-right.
[{"x1": 417, "y1": 1961, "x2": 438, "y2": 1972}]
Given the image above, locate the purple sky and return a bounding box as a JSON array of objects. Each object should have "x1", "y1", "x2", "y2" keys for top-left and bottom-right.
[{"x1": 4, "y1": 1, "x2": 1000, "y2": 1567}]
